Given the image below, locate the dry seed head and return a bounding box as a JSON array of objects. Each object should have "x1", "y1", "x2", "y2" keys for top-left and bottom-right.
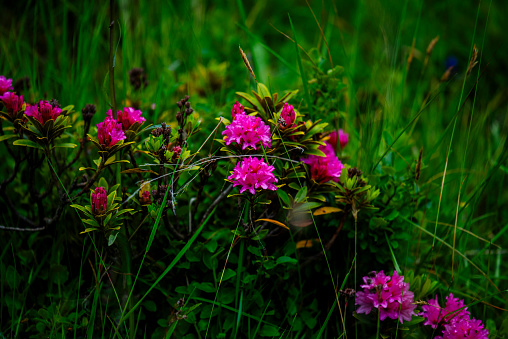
[
  {"x1": 426, "y1": 36, "x2": 440, "y2": 55},
  {"x1": 239, "y1": 45, "x2": 257, "y2": 82},
  {"x1": 440, "y1": 65, "x2": 455, "y2": 82},
  {"x1": 407, "y1": 38, "x2": 416, "y2": 69},
  {"x1": 467, "y1": 45, "x2": 479, "y2": 77}
]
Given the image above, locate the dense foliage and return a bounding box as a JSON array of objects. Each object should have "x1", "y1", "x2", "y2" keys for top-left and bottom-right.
[{"x1": 1, "y1": 1, "x2": 507, "y2": 338}]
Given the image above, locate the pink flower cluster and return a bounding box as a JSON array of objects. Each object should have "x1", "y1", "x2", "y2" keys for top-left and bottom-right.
[
  {"x1": 223, "y1": 102, "x2": 271, "y2": 150},
  {"x1": 228, "y1": 156, "x2": 278, "y2": 195},
  {"x1": 279, "y1": 103, "x2": 296, "y2": 129},
  {"x1": 97, "y1": 116, "x2": 126, "y2": 148},
  {"x1": 355, "y1": 270, "x2": 417, "y2": 324},
  {"x1": 25, "y1": 100, "x2": 62, "y2": 125},
  {"x1": 1, "y1": 92, "x2": 24, "y2": 117},
  {"x1": 421, "y1": 294, "x2": 488, "y2": 339},
  {"x1": 107, "y1": 107, "x2": 146, "y2": 130},
  {"x1": 301, "y1": 136, "x2": 344, "y2": 183},
  {"x1": 0, "y1": 75, "x2": 13, "y2": 95},
  {"x1": 91, "y1": 187, "x2": 108, "y2": 215},
  {"x1": 328, "y1": 129, "x2": 349, "y2": 150}
]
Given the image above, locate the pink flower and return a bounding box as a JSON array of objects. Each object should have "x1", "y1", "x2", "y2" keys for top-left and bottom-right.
[
  {"x1": 355, "y1": 270, "x2": 416, "y2": 324},
  {"x1": 422, "y1": 293, "x2": 488, "y2": 339},
  {"x1": 107, "y1": 107, "x2": 145, "y2": 130},
  {"x1": 97, "y1": 116, "x2": 126, "y2": 148},
  {"x1": 231, "y1": 101, "x2": 245, "y2": 120},
  {"x1": 140, "y1": 190, "x2": 151, "y2": 205},
  {"x1": 279, "y1": 103, "x2": 296, "y2": 129},
  {"x1": 301, "y1": 152, "x2": 344, "y2": 183},
  {"x1": 0, "y1": 76, "x2": 13, "y2": 95},
  {"x1": 91, "y1": 187, "x2": 108, "y2": 215},
  {"x1": 437, "y1": 317, "x2": 489, "y2": 339},
  {"x1": 222, "y1": 113, "x2": 272, "y2": 150},
  {"x1": 421, "y1": 294, "x2": 470, "y2": 329},
  {"x1": 328, "y1": 129, "x2": 349, "y2": 150},
  {"x1": 25, "y1": 100, "x2": 62, "y2": 125},
  {"x1": 0, "y1": 92, "x2": 24, "y2": 117},
  {"x1": 228, "y1": 157, "x2": 278, "y2": 195}
]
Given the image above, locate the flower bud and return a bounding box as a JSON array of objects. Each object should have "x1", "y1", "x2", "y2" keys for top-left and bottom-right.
[
  {"x1": 279, "y1": 103, "x2": 295, "y2": 129},
  {"x1": 81, "y1": 104, "x2": 96, "y2": 122},
  {"x1": 91, "y1": 187, "x2": 108, "y2": 215}
]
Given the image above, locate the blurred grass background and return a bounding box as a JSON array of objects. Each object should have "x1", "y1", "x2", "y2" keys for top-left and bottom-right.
[{"x1": 1, "y1": 0, "x2": 507, "y2": 336}]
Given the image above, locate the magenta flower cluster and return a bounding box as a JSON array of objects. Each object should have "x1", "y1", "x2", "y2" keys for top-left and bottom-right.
[
  {"x1": 328, "y1": 129, "x2": 349, "y2": 150},
  {"x1": 228, "y1": 156, "x2": 278, "y2": 195},
  {"x1": 355, "y1": 270, "x2": 417, "y2": 324},
  {"x1": 421, "y1": 293, "x2": 488, "y2": 339},
  {"x1": 301, "y1": 136, "x2": 345, "y2": 183},
  {"x1": 0, "y1": 75, "x2": 13, "y2": 95},
  {"x1": 107, "y1": 107, "x2": 146, "y2": 131},
  {"x1": 91, "y1": 187, "x2": 108, "y2": 215},
  {"x1": 223, "y1": 102, "x2": 271, "y2": 150},
  {"x1": 97, "y1": 116, "x2": 126, "y2": 148},
  {"x1": 1, "y1": 92, "x2": 24, "y2": 117},
  {"x1": 25, "y1": 100, "x2": 62, "y2": 125}
]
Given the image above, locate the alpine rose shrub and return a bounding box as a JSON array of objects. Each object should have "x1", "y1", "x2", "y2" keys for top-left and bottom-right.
[
  {"x1": 355, "y1": 270, "x2": 417, "y2": 324},
  {"x1": 97, "y1": 116, "x2": 126, "y2": 148},
  {"x1": 228, "y1": 156, "x2": 278, "y2": 195},
  {"x1": 222, "y1": 111, "x2": 271, "y2": 150},
  {"x1": 25, "y1": 100, "x2": 62, "y2": 125},
  {"x1": 421, "y1": 293, "x2": 488, "y2": 339}
]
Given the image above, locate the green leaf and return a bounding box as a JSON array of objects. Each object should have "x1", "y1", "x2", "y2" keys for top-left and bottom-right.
[
  {"x1": 0, "y1": 134, "x2": 17, "y2": 142},
  {"x1": 259, "y1": 324, "x2": 280, "y2": 337},
  {"x1": 304, "y1": 147, "x2": 327, "y2": 157},
  {"x1": 82, "y1": 219, "x2": 99, "y2": 227},
  {"x1": 142, "y1": 300, "x2": 157, "y2": 312},
  {"x1": 53, "y1": 142, "x2": 77, "y2": 148},
  {"x1": 70, "y1": 204, "x2": 91, "y2": 216},
  {"x1": 294, "y1": 186, "x2": 308, "y2": 203},
  {"x1": 196, "y1": 282, "x2": 216, "y2": 293},
  {"x1": 49, "y1": 264, "x2": 69, "y2": 284},
  {"x1": 385, "y1": 232, "x2": 401, "y2": 274},
  {"x1": 6, "y1": 266, "x2": 19, "y2": 289},
  {"x1": 276, "y1": 256, "x2": 297, "y2": 265},
  {"x1": 13, "y1": 139, "x2": 43, "y2": 150},
  {"x1": 80, "y1": 227, "x2": 99, "y2": 234},
  {"x1": 221, "y1": 268, "x2": 236, "y2": 282},
  {"x1": 276, "y1": 189, "x2": 291, "y2": 207},
  {"x1": 108, "y1": 232, "x2": 119, "y2": 246}
]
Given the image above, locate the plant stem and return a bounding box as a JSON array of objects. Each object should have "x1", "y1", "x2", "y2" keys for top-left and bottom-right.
[{"x1": 109, "y1": 0, "x2": 117, "y2": 117}]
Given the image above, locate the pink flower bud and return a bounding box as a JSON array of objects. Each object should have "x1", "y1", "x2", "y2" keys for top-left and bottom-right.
[
  {"x1": 91, "y1": 187, "x2": 108, "y2": 215},
  {"x1": 231, "y1": 101, "x2": 245, "y2": 120},
  {"x1": 279, "y1": 103, "x2": 296, "y2": 128}
]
